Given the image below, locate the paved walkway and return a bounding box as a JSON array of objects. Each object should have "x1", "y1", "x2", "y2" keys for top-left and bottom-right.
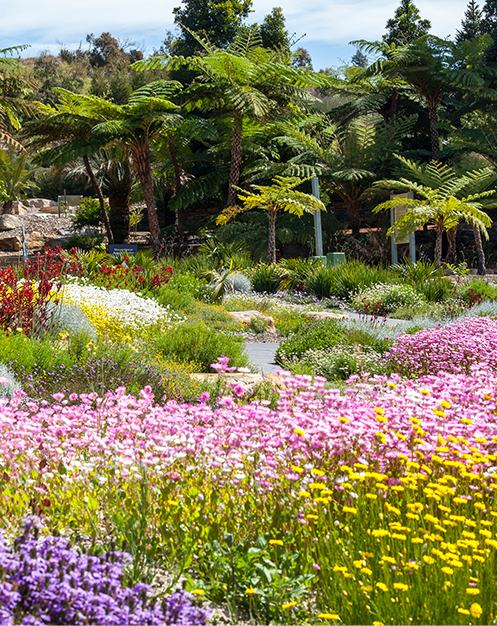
[
  {"x1": 244, "y1": 342, "x2": 281, "y2": 374},
  {"x1": 244, "y1": 312, "x2": 408, "y2": 374}
]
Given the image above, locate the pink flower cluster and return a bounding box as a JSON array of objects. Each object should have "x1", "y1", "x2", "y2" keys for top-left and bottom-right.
[
  {"x1": 386, "y1": 316, "x2": 497, "y2": 378},
  {"x1": 1, "y1": 365, "x2": 497, "y2": 487}
]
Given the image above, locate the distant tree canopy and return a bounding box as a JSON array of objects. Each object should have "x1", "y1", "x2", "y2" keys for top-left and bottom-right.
[
  {"x1": 383, "y1": 0, "x2": 431, "y2": 45},
  {"x1": 171, "y1": 0, "x2": 253, "y2": 56}
]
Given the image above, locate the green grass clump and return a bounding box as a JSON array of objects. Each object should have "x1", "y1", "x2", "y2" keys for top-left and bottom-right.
[
  {"x1": 304, "y1": 261, "x2": 393, "y2": 302},
  {"x1": 153, "y1": 322, "x2": 248, "y2": 372}
]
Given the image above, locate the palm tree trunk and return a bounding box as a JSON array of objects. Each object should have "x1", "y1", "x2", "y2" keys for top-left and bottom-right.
[
  {"x1": 227, "y1": 108, "x2": 243, "y2": 207},
  {"x1": 268, "y1": 209, "x2": 277, "y2": 264},
  {"x1": 108, "y1": 188, "x2": 130, "y2": 244},
  {"x1": 133, "y1": 147, "x2": 162, "y2": 257},
  {"x1": 83, "y1": 155, "x2": 114, "y2": 246},
  {"x1": 427, "y1": 100, "x2": 441, "y2": 162},
  {"x1": 167, "y1": 136, "x2": 185, "y2": 241},
  {"x1": 473, "y1": 224, "x2": 487, "y2": 275},
  {"x1": 446, "y1": 226, "x2": 457, "y2": 264},
  {"x1": 434, "y1": 225, "x2": 443, "y2": 265}
]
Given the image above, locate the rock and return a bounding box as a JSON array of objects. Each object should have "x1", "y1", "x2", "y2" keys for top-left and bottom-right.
[
  {"x1": 191, "y1": 372, "x2": 285, "y2": 391},
  {"x1": 304, "y1": 311, "x2": 348, "y2": 321},
  {"x1": 228, "y1": 310, "x2": 276, "y2": 333},
  {"x1": 26, "y1": 231, "x2": 50, "y2": 249},
  {"x1": 3, "y1": 201, "x2": 29, "y2": 215},
  {"x1": 0, "y1": 215, "x2": 22, "y2": 230},
  {"x1": 0, "y1": 236, "x2": 22, "y2": 251},
  {"x1": 29, "y1": 198, "x2": 58, "y2": 209}
]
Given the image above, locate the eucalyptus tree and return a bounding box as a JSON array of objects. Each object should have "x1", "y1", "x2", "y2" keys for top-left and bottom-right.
[
  {"x1": 273, "y1": 114, "x2": 416, "y2": 234},
  {"x1": 374, "y1": 156, "x2": 496, "y2": 271},
  {"x1": 351, "y1": 35, "x2": 490, "y2": 161},
  {"x1": 216, "y1": 176, "x2": 325, "y2": 263},
  {"x1": 133, "y1": 29, "x2": 328, "y2": 207}
]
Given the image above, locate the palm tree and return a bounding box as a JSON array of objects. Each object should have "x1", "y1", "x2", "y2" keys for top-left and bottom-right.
[
  {"x1": 133, "y1": 29, "x2": 328, "y2": 207},
  {"x1": 373, "y1": 156, "x2": 496, "y2": 270},
  {"x1": 274, "y1": 114, "x2": 416, "y2": 234},
  {"x1": 351, "y1": 35, "x2": 488, "y2": 161},
  {"x1": 23, "y1": 89, "x2": 115, "y2": 244},
  {"x1": 216, "y1": 176, "x2": 325, "y2": 263}
]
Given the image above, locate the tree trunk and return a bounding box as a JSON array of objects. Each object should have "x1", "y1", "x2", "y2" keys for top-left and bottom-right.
[
  {"x1": 133, "y1": 147, "x2": 162, "y2": 257},
  {"x1": 268, "y1": 209, "x2": 277, "y2": 264},
  {"x1": 427, "y1": 100, "x2": 441, "y2": 162},
  {"x1": 434, "y1": 226, "x2": 443, "y2": 265},
  {"x1": 108, "y1": 188, "x2": 130, "y2": 244},
  {"x1": 83, "y1": 154, "x2": 114, "y2": 246},
  {"x1": 227, "y1": 108, "x2": 243, "y2": 207},
  {"x1": 167, "y1": 136, "x2": 185, "y2": 242},
  {"x1": 473, "y1": 224, "x2": 487, "y2": 275},
  {"x1": 446, "y1": 225, "x2": 457, "y2": 264}
]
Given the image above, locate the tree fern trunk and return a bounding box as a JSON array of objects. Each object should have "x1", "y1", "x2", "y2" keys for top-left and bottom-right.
[
  {"x1": 227, "y1": 108, "x2": 243, "y2": 207},
  {"x1": 473, "y1": 224, "x2": 487, "y2": 275},
  {"x1": 446, "y1": 225, "x2": 457, "y2": 264},
  {"x1": 167, "y1": 136, "x2": 185, "y2": 241},
  {"x1": 268, "y1": 210, "x2": 277, "y2": 264},
  {"x1": 83, "y1": 155, "x2": 114, "y2": 246},
  {"x1": 427, "y1": 100, "x2": 441, "y2": 162},
  {"x1": 434, "y1": 226, "x2": 443, "y2": 265},
  {"x1": 108, "y1": 188, "x2": 130, "y2": 244},
  {"x1": 133, "y1": 147, "x2": 162, "y2": 257}
]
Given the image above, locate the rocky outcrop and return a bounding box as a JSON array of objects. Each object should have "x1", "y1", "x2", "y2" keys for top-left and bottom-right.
[
  {"x1": 228, "y1": 310, "x2": 276, "y2": 333},
  {"x1": 0, "y1": 215, "x2": 22, "y2": 230}
]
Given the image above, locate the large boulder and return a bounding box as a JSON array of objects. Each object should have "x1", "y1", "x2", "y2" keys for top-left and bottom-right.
[
  {"x1": 26, "y1": 231, "x2": 51, "y2": 250},
  {"x1": 0, "y1": 215, "x2": 22, "y2": 230},
  {"x1": 228, "y1": 310, "x2": 276, "y2": 333}
]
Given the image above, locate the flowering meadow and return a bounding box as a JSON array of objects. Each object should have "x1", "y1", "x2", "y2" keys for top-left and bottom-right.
[
  {"x1": 2, "y1": 250, "x2": 497, "y2": 624},
  {"x1": 1, "y1": 358, "x2": 497, "y2": 624}
]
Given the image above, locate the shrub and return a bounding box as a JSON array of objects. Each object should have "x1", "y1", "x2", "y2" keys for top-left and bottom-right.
[
  {"x1": 456, "y1": 279, "x2": 497, "y2": 306},
  {"x1": 0, "y1": 516, "x2": 210, "y2": 625},
  {"x1": 292, "y1": 345, "x2": 384, "y2": 380},
  {"x1": 71, "y1": 196, "x2": 108, "y2": 230},
  {"x1": 153, "y1": 322, "x2": 249, "y2": 372},
  {"x1": 249, "y1": 264, "x2": 284, "y2": 294},
  {"x1": 350, "y1": 283, "x2": 426, "y2": 316},
  {"x1": 385, "y1": 315, "x2": 497, "y2": 377},
  {"x1": 276, "y1": 319, "x2": 364, "y2": 364},
  {"x1": 0, "y1": 362, "x2": 22, "y2": 398}
]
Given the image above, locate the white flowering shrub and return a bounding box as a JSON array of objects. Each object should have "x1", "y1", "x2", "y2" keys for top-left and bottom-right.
[
  {"x1": 288, "y1": 345, "x2": 384, "y2": 380},
  {"x1": 60, "y1": 283, "x2": 186, "y2": 337},
  {"x1": 350, "y1": 283, "x2": 426, "y2": 316}
]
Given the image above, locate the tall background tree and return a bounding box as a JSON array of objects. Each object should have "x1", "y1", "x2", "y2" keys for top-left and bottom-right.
[
  {"x1": 456, "y1": 0, "x2": 485, "y2": 43},
  {"x1": 382, "y1": 0, "x2": 431, "y2": 45}
]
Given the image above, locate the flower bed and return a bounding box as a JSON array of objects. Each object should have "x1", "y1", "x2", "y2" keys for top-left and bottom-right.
[
  {"x1": 1, "y1": 365, "x2": 497, "y2": 624},
  {"x1": 386, "y1": 315, "x2": 497, "y2": 377}
]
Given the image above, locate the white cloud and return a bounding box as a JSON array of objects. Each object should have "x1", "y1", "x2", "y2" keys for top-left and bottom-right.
[{"x1": 4, "y1": 0, "x2": 473, "y2": 69}]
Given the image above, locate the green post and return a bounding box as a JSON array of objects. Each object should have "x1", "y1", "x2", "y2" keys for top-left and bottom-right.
[{"x1": 327, "y1": 252, "x2": 345, "y2": 266}]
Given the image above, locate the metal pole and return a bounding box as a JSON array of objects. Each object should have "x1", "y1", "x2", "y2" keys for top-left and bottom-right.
[
  {"x1": 390, "y1": 199, "x2": 398, "y2": 265},
  {"x1": 311, "y1": 177, "x2": 323, "y2": 257}
]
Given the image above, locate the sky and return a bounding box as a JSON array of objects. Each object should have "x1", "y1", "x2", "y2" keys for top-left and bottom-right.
[{"x1": 4, "y1": 0, "x2": 472, "y2": 71}]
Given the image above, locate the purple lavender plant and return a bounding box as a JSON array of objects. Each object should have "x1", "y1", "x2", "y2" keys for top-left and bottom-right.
[{"x1": 0, "y1": 517, "x2": 210, "y2": 625}]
